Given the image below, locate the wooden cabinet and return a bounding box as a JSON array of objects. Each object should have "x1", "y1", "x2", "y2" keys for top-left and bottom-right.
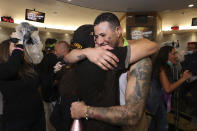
[{"x1": 126, "y1": 12, "x2": 157, "y2": 40}]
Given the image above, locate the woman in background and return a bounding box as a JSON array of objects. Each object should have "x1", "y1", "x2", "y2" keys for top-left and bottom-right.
[
  {"x1": 147, "y1": 45, "x2": 192, "y2": 131},
  {"x1": 0, "y1": 35, "x2": 45, "y2": 131}
]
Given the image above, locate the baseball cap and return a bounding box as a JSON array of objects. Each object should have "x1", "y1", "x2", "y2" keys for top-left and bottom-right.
[{"x1": 71, "y1": 24, "x2": 94, "y2": 49}]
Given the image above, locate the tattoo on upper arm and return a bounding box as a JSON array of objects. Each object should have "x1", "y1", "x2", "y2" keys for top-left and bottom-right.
[
  {"x1": 127, "y1": 58, "x2": 152, "y2": 106},
  {"x1": 77, "y1": 55, "x2": 85, "y2": 61},
  {"x1": 89, "y1": 58, "x2": 152, "y2": 126}
]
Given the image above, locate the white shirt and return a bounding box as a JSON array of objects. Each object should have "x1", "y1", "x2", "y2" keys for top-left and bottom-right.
[{"x1": 119, "y1": 72, "x2": 127, "y2": 105}]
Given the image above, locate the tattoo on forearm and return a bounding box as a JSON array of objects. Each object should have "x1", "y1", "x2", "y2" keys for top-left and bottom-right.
[
  {"x1": 89, "y1": 58, "x2": 152, "y2": 126},
  {"x1": 77, "y1": 55, "x2": 85, "y2": 61}
]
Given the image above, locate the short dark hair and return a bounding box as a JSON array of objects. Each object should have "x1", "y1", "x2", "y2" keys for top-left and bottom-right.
[{"x1": 94, "y1": 12, "x2": 120, "y2": 30}]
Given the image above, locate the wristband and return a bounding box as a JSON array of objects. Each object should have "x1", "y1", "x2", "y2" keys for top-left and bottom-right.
[{"x1": 85, "y1": 106, "x2": 90, "y2": 120}]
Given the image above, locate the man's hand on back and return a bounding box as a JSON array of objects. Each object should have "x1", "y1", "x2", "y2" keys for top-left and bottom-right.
[{"x1": 83, "y1": 47, "x2": 119, "y2": 70}]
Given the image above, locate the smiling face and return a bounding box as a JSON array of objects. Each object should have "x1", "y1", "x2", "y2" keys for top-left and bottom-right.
[{"x1": 94, "y1": 21, "x2": 121, "y2": 48}]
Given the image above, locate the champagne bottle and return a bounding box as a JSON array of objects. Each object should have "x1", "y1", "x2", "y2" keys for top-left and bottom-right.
[
  {"x1": 70, "y1": 119, "x2": 83, "y2": 131},
  {"x1": 70, "y1": 98, "x2": 83, "y2": 131}
]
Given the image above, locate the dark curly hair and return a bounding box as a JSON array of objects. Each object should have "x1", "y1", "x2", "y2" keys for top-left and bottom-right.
[
  {"x1": 153, "y1": 46, "x2": 174, "y2": 77},
  {"x1": 94, "y1": 12, "x2": 120, "y2": 30}
]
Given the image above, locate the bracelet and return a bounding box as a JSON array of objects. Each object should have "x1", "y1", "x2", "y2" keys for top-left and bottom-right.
[{"x1": 85, "y1": 106, "x2": 90, "y2": 120}]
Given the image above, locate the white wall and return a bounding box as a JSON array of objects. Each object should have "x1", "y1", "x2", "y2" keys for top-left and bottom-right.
[
  {"x1": 158, "y1": 8, "x2": 197, "y2": 51},
  {"x1": 0, "y1": 26, "x2": 73, "y2": 46},
  {"x1": 160, "y1": 8, "x2": 197, "y2": 31},
  {"x1": 163, "y1": 32, "x2": 197, "y2": 53}
]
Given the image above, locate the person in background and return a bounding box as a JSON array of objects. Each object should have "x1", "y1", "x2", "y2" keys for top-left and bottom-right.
[
  {"x1": 36, "y1": 38, "x2": 58, "y2": 131},
  {"x1": 37, "y1": 38, "x2": 58, "y2": 77},
  {"x1": 36, "y1": 38, "x2": 58, "y2": 102},
  {"x1": 50, "y1": 41, "x2": 77, "y2": 131},
  {"x1": 182, "y1": 42, "x2": 197, "y2": 131},
  {"x1": 45, "y1": 38, "x2": 57, "y2": 55},
  {"x1": 0, "y1": 33, "x2": 45, "y2": 131},
  {"x1": 182, "y1": 42, "x2": 197, "y2": 77},
  {"x1": 146, "y1": 45, "x2": 192, "y2": 131},
  {"x1": 53, "y1": 41, "x2": 70, "y2": 74}
]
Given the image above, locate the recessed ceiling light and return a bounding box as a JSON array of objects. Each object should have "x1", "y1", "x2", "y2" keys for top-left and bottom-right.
[
  {"x1": 188, "y1": 4, "x2": 194, "y2": 7},
  {"x1": 68, "y1": 0, "x2": 72, "y2": 2}
]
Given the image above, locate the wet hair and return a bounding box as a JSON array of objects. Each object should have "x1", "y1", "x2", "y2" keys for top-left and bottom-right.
[
  {"x1": 153, "y1": 46, "x2": 174, "y2": 77},
  {"x1": 94, "y1": 12, "x2": 120, "y2": 30},
  {"x1": 0, "y1": 39, "x2": 11, "y2": 63}
]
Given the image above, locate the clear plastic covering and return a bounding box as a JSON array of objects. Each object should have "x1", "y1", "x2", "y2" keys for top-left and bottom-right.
[{"x1": 15, "y1": 22, "x2": 43, "y2": 64}]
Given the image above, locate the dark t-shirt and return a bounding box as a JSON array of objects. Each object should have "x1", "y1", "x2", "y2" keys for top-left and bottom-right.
[
  {"x1": 183, "y1": 53, "x2": 197, "y2": 75},
  {"x1": 75, "y1": 46, "x2": 130, "y2": 131},
  {"x1": 0, "y1": 46, "x2": 44, "y2": 122}
]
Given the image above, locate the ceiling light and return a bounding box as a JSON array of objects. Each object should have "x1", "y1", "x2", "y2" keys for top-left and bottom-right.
[
  {"x1": 188, "y1": 4, "x2": 194, "y2": 7},
  {"x1": 68, "y1": 0, "x2": 72, "y2": 2}
]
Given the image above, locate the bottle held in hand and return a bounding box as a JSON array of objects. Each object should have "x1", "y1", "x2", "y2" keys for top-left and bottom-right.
[{"x1": 70, "y1": 119, "x2": 83, "y2": 131}]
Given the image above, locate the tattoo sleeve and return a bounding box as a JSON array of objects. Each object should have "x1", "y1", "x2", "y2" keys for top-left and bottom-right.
[{"x1": 88, "y1": 58, "x2": 152, "y2": 126}]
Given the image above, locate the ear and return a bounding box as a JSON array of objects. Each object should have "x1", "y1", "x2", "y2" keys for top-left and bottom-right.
[{"x1": 115, "y1": 26, "x2": 122, "y2": 38}]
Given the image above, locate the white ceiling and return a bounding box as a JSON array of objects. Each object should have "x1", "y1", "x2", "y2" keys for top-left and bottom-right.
[
  {"x1": 0, "y1": 0, "x2": 196, "y2": 33},
  {"x1": 58, "y1": 0, "x2": 197, "y2": 12},
  {"x1": 0, "y1": 0, "x2": 124, "y2": 33}
]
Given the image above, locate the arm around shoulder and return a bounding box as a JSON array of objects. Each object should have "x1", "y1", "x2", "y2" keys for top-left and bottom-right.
[
  {"x1": 64, "y1": 47, "x2": 119, "y2": 70},
  {"x1": 63, "y1": 49, "x2": 86, "y2": 64},
  {"x1": 128, "y1": 38, "x2": 159, "y2": 64},
  {"x1": 71, "y1": 58, "x2": 152, "y2": 126}
]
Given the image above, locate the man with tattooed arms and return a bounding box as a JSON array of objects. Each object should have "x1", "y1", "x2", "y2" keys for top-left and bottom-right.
[{"x1": 67, "y1": 13, "x2": 159, "y2": 131}]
